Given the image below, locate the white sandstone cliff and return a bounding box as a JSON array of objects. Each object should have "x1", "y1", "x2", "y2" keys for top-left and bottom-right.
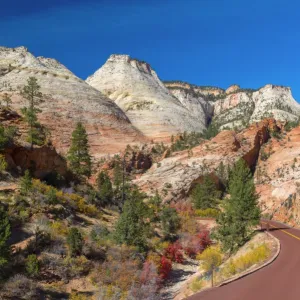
[
  {"x1": 0, "y1": 46, "x2": 144, "y2": 158},
  {"x1": 86, "y1": 55, "x2": 208, "y2": 140}
]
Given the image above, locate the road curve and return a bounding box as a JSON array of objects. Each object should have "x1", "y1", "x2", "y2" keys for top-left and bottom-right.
[{"x1": 188, "y1": 221, "x2": 300, "y2": 300}]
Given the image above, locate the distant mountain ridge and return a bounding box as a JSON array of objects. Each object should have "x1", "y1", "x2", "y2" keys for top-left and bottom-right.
[
  {"x1": 87, "y1": 54, "x2": 300, "y2": 136},
  {"x1": 1, "y1": 46, "x2": 299, "y2": 160},
  {"x1": 164, "y1": 81, "x2": 300, "y2": 129}
]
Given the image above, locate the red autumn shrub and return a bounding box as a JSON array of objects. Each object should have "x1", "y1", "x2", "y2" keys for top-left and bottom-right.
[
  {"x1": 164, "y1": 241, "x2": 184, "y2": 263},
  {"x1": 184, "y1": 246, "x2": 197, "y2": 258},
  {"x1": 159, "y1": 256, "x2": 172, "y2": 280},
  {"x1": 198, "y1": 230, "x2": 212, "y2": 252},
  {"x1": 180, "y1": 230, "x2": 212, "y2": 258}
]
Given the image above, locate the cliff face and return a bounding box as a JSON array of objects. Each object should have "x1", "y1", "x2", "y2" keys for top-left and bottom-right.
[
  {"x1": 164, "y1": 82, "x2": 300, "y2": 131},
  {"x1": 254, "y1": 125, "x2": 300, "y2": 226},
  {"x1": 86, "y1": 55, "x2": 208, "y2": 140},
  {"x1": 213, "y1": 84, "x2": 300, "y2": 129},
  {"x1": 0, "y1": 47, "x2": 145, "y2": 159},
  {"x1": 164, "y1": 82, "x2": 215, "y2": 125},
  {"x1": 85, "y1": 53, "x2": 300, "y2": 142},
  {"x1": 2, "y1": 47, "x2": 300, "y2": 164},
  {"x1": 134, "y1": 119, "x2": 274, "y2": 203}
]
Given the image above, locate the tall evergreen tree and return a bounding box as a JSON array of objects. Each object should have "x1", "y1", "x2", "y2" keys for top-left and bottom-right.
[
  {"x1": 20, "y1": 170, "x2": 33, "y2": 195},
  {"x1": 67, "y1": 122, "x2": 92, "y2": 178},
  {"x1": 97, "y1": 170, "x2": 113, "y2": 205},
  {"x1": 113, "y1": 156, "x2": 123, "y2": 187},
  {"x1": 112, "y1": 155, "x2": 130, "y2": 209},
  {"x1": 160, "y1": 207, "x2": 181, "y2": 238},
  {"x1": 215, "y1": 159, "x2": 260, "y2": 253},
  {"x1": 0, "y1": 206, "x2": 11, "y2": 267},
  {"x1": 114, "y1": 187, "x2": 149, "y2": 251},
  {"x1": 192, "y1": 175, "x2": 220, "y2": 210},
  {"x1": 20, "y1": 77, "x2": 44, "y2": 148}
]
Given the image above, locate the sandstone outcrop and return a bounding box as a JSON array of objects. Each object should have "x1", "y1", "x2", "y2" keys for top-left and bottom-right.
[
  {"x1": 0, "y1": 107, "x2": 68, "y2": 179},
  {"x1": 254, "y1": 125, "x2": 300, "y2": 226},
  {"x1": 134, "y1": 119, "x2": 275, "y2": 202},
  {"x1": 213, "y1": 85, "x2": 300, "y2": 129},
  {"x1": 164, "y1": 81, "x2": 300, "y2": 131},
  {"x1": 5, "y1": 145, "x2": 68, "y2": 179},
  {"x1": 86, "y1": 55, "x2": 209, "y2": 140},
  {"x1": 0, "y1": 46, "x2": 145, "y2": 159}
]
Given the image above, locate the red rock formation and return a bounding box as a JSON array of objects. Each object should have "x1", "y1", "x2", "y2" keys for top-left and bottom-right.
[
  {"x1": 134, "y1": 119, "x2": 278, "y2": 203},
  {"x1": 5, "y1": 145, "x2": 68, "y2": 179}
]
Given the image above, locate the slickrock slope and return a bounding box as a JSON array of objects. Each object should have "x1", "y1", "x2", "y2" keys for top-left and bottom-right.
[
  {"x1": 0, "y1": 108, "x2": 68, "y2": 179},
  {"x1": 164, "y1": 83, "x2": 300, "y2": 131},
  {"x1": 164, "y1": 82, "x2": 216, "y2": 124},
  {"x1": 0, "y1": 46, "x2": 144, "y2": 159},
  {"x1": 255, "y1": 125, "x2": 300, "y2": 226},
  {"x1": 86, "y1": 55, "x2": 208, "y2": 140},
  {"x1": 213, "y1": 84, "x2": 300, "y2": 129},
  {"x1": 134, "y1": 119, "x2": 274, "y2": 202}
]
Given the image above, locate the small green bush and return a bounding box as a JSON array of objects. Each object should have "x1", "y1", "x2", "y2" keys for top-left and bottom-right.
[
  {"x1": 67, "y1": 227, "x2": 84, "y2": 257},
  {"x1": 25, "y1": 254, "x2": 39, "y2": 277}
]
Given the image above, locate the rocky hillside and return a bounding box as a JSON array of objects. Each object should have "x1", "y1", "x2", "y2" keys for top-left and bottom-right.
[
  {"x1": 133, "y1": 117, "x2": 300, "y2": 227},
  {"x1": 86, "y1": 52, "x2": 300, "y2": 139},
  {"x1": 86, "y1": 55, "x2": 208, "y2": 140},
  {"x1": 134, "y1": 119, "x2": 275, "y2": 202},
  {"x1": 213, "y1": 84, "x2": 300, "y2": 129},
  {"x1": 0, "y1": 46, "x2": 145, "y2": 159},
  {"x1": 165, "y1": 81, "x2": 300, "y2": 130},
  {"x1": 1, "y1": 47, "x2": 300, "y2": 161},
  {"x1": 255, "y1": 125, "x2": 300, "y2": 226},
  {"x1": 165, "y1": 81, "x2": 300, "y2": 129}
]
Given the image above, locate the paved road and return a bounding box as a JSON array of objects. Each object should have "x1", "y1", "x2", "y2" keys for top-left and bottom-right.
[{"x1": 188, "y1": 221, "x2": 300, "y2": 300}]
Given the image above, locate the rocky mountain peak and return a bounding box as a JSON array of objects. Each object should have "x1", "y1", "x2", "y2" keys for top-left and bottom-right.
[
  {"x1": 0, "y1": 46, "x2": 145, "y2": 158},
  {"x1": 36, "y1": 56, "x2": 76, "y2": 77},
  {"x1": 86, "y1": 55, "x2": 209, "y2": 139},
  {"x1": 226, "y1": 84, "x2": 240, "y2": 94}
]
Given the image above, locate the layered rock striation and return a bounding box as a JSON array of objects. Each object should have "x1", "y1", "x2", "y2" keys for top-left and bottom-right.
[
  {"x1": 86, "y1": 55, "x2": 209, "y2": 140},
  {"x1": 0, "y1": 46, "x2": 145, "y2": 159},
  {"x1": 134, "y1": 119, "x2": 275, "y2": 202}
]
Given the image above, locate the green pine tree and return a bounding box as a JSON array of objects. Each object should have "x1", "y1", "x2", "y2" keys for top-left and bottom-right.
[
  {"x1": 215, "y1": 159, "x2": 260, "y2": 253},
  {"x1": 20, "y1": 170, "x2": 33, "y2": 195},
  {"x1": 0, "y1": 206, "x2": 11, "y2": 267},
  {"x1": 216, "y1": 161, "x2": 227, "y2": 188},
  {"x1": 192, "y1": 175, "x2": 220, "y2": 210},
  {"x1": 113, "y1": 156, "x2": 123, "y2": 187},
  {"x1": 46, "y1": 187, "x2": 58, "y2": 205},
  {"x1": 160, "y1": 207, "x2": 181, "y2": 238},
  {"x1": 20, "y1": 77, "x2": 44, "y2": 148},
  {"x1": 112, "y1": 155, "x2": 130, "y2": 209},
  {"x1": 203, "y1": 122, "x2": 219, "y2": 140},
  {"x1": 67, "y1": 122, "x2": 92, "y2": 178},
  {"x1": 114, "y1": 187, "x2": 149, "y2": 251},
  {"x1": 97, "y1": 170, "x2": 113, "y2": 205},
  {"x1": 67, "y1": 227, "x2": 83, "y2": 257}
]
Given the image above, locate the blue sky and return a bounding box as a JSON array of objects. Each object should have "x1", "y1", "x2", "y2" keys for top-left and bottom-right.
[{"x1": 1, "y1": 0, "x2": 300, "y2": 99}]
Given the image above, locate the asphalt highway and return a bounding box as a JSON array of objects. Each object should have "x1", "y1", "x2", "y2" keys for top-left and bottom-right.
[{"x1": 188, "y1": 221, "x2": 300, "y2": 300}]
